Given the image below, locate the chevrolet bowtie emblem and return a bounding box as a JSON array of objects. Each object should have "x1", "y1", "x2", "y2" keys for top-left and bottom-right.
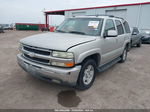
[{"x1": 28, "y1": 52, "x2": 35, "y2": 57}]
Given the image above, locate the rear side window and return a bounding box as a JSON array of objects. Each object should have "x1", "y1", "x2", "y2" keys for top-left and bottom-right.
[
  {"x1": 115, "y1": 20, "x2": 124, "y2": 35},
  {"x1": 105, "y1": 19, "x2": 116, "y2": 32},
  {"x1": 123, "y1": 21, "x2": 131, "y2": 33}
]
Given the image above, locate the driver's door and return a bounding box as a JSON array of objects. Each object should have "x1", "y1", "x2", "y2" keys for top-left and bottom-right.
[{"x1": 100, "y1": 19, "x2": 118, "y2": 65}]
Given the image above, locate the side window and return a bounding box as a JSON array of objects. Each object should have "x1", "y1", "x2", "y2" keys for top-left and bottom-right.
[
  {"x1": 115, "y1": 20, "x2": 124, "y2": 35},
  {"x1": 123, "y1": 21, "x2": 131, "y2": 33},
  {"x1": 136, "y1": 28, "x2": 139, "y2": 34},
  {"x1": 132, "y1": 28, "x2": 139, "y2": 34},
  {"x1": 105, "y1": 19, "x2": 116, "y2": 32}
]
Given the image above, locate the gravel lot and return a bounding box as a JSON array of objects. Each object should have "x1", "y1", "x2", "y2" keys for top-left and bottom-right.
[{"x1": 0, "y1": 30, "x2": 150, "y2": 109}]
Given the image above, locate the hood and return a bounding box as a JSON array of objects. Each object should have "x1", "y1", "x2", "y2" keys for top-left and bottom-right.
[{"x1": 20, "y1": 32, "x2": 96, "y2": 51}]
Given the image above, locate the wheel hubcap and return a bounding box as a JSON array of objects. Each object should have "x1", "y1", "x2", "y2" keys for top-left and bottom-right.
[{"x1": 83, "y1": 65, "x2": 94, "y2": 85}]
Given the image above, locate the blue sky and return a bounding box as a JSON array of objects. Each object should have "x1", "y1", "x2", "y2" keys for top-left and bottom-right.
[{"x1": 0, "y1": 0, "x2": 149, "y2": 25}]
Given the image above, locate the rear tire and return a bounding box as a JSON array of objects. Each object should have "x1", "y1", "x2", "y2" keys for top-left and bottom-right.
[
  {"x1": 137, "y1": 40, "x2": 142, "y2": 47},
  {"x1": 76, "y1": 59, "x2": 96, "y2": 90},
  {"x1": 119, "y1": 47, "x2": 127, "y2": 63},
  {"x1": 128, "y1": 42, "x2": 132, "y2": 51}
]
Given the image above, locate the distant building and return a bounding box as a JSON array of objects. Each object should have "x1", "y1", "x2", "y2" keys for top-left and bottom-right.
[{"x1": 45, "y1": 2, "x2": 150, "y2": 29}]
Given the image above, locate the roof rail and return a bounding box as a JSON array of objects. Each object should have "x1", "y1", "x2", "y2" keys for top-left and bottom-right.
[
  {"x1": 72, "y1": 15, "x2": 124, "y2": 20},
  {"x1": 87, "y1": 14, "x2": 124, "y2": 19},
  {"x1": 87, "y1": 14, "x2": 114, "y2": 17},
  {"x1": 96, "y1": 14, "x2": 114, "y2": 17},
  {"x1": 114, "y1": 16, "x2": 124, "y2": 20}
]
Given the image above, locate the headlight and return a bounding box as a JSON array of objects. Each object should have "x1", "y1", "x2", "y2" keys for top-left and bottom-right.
[
  {"x1": 51, "y1": 51, "x2": 74, "y2": 67},
  {"x1": 52, "y1": 51, "x2": 74, "y2": 59},
  {"x1": 19, "y1": 43, "x2": 23, "y2": 52}
]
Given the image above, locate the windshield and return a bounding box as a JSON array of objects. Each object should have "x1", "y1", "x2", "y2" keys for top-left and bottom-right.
[
  {"x1": 56, "y1": 18, "x2": 103, "y2": 36},
  {"x1": 140, "y1": 29, "x2": 150, "y2": 34}
]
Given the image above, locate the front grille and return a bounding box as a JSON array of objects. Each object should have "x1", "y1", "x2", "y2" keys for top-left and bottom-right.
[
  {"x1": 24, "y1": 54, "x2": 49, "y2": 65},
  {"x1": 23, "y1": 46, "x2": 50, "y2": 55},
  {"x1": 22, "y1": 44, "x2": 51, "y2": 65}
]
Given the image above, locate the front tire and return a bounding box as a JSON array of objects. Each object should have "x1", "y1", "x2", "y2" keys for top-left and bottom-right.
[{"x1": 76, "y1": 59, "x2": 96, "y2": 90}]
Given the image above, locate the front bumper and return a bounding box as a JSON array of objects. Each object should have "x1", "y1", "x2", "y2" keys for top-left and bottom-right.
[{"x1": 17, "y1": 54, "x2": 81, "y2": 86}]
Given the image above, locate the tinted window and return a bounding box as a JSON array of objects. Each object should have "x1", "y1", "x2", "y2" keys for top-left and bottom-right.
[
  {"x1": 140, "y1": 29, "x2": 150, "y2": 34},
  {"x1": 115, "y1": 20, "x2": 124, "y2": 35},
  {"x1": 123, "y1": 21, "x2": 131, "y2": 33},
  {"x1": 105, "y1": 19, "x2": 116, "y2": 32}
]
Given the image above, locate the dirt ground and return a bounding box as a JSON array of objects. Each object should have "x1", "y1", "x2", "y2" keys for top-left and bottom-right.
[{"x1": 0, "y1": 30, "x2": 150, "y2": 109}]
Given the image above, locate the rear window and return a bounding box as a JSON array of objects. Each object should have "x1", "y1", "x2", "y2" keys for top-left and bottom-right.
[{"x1": 123, "y1": 21, "x2": 131, "y2": 33}]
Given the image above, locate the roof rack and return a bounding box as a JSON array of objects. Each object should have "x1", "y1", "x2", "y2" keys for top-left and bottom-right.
[
  {"x1": 114, "y1": 16, "x2": 124, "y2": 20},
  {"x1": 72, "y1": 14, "x2": 124, "y2": 20},
  {"x1": 95, "y1": 14, "x2": 114, "y2": 17},
  {"x1": 86, "y1": 14, "x2": 124, "y2": 19},
  {"x1": 85, "y1": 14, "x2": 113, "y2": 17}
]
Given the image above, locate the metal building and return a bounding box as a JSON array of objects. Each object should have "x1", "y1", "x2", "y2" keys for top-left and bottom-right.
[{"x1": 45, "y1": 2, "x2": 150, "y2": 29}]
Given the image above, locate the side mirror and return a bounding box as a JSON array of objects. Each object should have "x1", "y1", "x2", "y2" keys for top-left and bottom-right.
[
  {"x1": 104, "y1": 30, "x2": 117, "y2": 38},
  {"x1": 132, "y1": 31, "x2": 138, "y2": 35}
]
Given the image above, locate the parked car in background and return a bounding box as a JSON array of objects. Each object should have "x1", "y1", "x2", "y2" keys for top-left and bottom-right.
[
  {"x1": 0, "y1": 25, "x2": 4, "y2": 33},
  {"x1": 2, "y1": 24, "x2": 13, "y2": 30},
  {"x1": 130, "y1": 27, "x2": 142, "y2": 47},
  {"x1": 140, "y1": 29, "x2": 150, "y2": 44}
]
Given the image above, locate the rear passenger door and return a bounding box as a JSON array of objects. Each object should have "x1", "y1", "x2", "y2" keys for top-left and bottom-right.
[{"x1": 115, "y1": 20, "x2": 125, "y2": 54}]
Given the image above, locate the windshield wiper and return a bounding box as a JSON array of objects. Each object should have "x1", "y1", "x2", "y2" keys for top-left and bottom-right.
[
  {"x1": 56, "y1": 30, "x2": 66, "y2": 33},
  {"x1": 68, "y1": 31, "x2": 85, "y2": 35}
]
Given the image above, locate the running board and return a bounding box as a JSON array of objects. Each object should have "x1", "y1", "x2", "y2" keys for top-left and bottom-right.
[{"x1": 97, "y1": 57, "x2": 121, "y2": 73}]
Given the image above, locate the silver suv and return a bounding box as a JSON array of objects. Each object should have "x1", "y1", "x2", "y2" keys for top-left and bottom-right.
[{"x1": 17, "y1": 15, "x2": 131, "y2": 90}]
